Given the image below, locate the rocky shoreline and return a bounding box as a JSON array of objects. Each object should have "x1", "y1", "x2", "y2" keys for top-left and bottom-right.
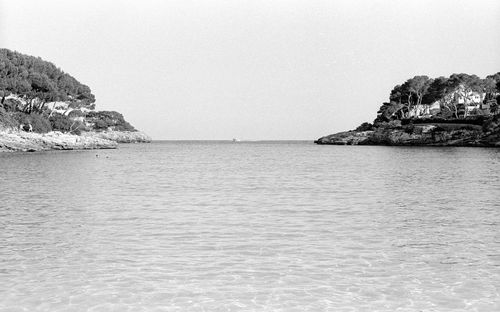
[
  {"x1": 314, "y1": 124, "x2": 500, "y2": 147},
  {"x1": 81, "y1": 130, "x2": 152, "y2": 143},
  {"x1": 0, "y1": 130, "x2": 151, "y2": 152}
]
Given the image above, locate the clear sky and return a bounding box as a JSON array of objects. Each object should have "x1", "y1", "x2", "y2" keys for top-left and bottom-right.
[{"x1": 1, "y1": 0, "x2": 499, "y2": 140}]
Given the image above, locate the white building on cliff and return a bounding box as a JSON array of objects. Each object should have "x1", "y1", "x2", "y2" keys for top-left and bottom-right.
[{"x1": 408, "y1": 84, "x2": 487, "y2": 118}]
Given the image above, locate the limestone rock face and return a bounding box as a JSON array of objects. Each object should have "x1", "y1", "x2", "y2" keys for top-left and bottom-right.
[
  {"x1": 0, "y1": 130, "x2": 117, "y2": 152},
  {"x1": 314, "y1": 131, "x2": 373, "y2": 145},
  {"x1": 315, "y1": 126, "x2": 500, "y2": 147},
  {"x1": 82, "y1": 131, "x2": 152, "y2": 143}
]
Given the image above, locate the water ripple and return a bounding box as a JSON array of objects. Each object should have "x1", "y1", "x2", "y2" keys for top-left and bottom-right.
[{"x1": 0, "y1": 142, "x2": 499, "y2": 311}]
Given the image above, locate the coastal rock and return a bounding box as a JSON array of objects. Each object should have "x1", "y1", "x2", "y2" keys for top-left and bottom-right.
[
  {"x1": 0, "y1": 130, "x2": 117, "y2": 152},
  {"x1": 82, "y1": 130, "x2": 152, "y2": 143},
  {"x1": 314, "y1": 131, "x2": 373, "y2": 145},
  {"x1": 315, "y1": 125, "x2": 500, "y2": 147}
]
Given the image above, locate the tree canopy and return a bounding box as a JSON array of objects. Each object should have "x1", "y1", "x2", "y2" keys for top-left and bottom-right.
[
  {"x1": 0, "y1": 48, "x2": 95, "y2": 113},
  {"x1": 376, "y1": 72, "x2": 500, "y2": 123},
  {"x1": 0, "y1": 49, "x2": 137, "y2": 134}
]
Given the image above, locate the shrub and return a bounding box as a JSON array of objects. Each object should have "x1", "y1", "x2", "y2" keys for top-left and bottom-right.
[
  {"x1": 431, "y1": 125, "x2": 445, "y2": 133},
  {"x1": 0, "y1": 108, "x2": 19, "y2": 129},
  {"x1": 404, "y1": 123, "x2": 415, "y2": 134},
  {"x1": 11, "y1": 112, "x2": 52, "y2": 133},
  {"x1": 491, "y1": 100, "x2": 499, "y2": 115},
  {"x1": 387, "y1": 120, "x2": 402, "y2": 128},
  {"x1": 482, "y1": 116, "x2": 500, "y2": 133},
  {"x1": 67, "y1": 109, "x2": 84, "y2": 118},
  {"x1": 402, "y1": 117, "x2": 486, "y2": 126},
  {"x1": 49, "y1": 113, "x2": 84, "y2": 134},
  {"x1": 113, "y1": 121, "x2": 135, "y2": 131},
  {"x1": 355, "y1": 122, "x2": 373, "y2": 132},
  {"x1": 93, "y1": 118, "x2": 109, "y2": 130},
  {"x1": 86, "y1": 110, "x2": 136, "y2": 131},
  {"x1": 2, "y1": 98, "x2": 22, "y2": 112}
]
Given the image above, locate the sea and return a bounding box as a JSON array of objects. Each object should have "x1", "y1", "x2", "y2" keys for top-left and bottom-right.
[{"x1": 0, "y1": 141, "x2": 499, "y2": 311}]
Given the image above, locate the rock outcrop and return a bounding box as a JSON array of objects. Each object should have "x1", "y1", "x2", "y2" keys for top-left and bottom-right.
[
  {"x1": 315, "y1": 123, "x2": 500, "y2": 147},
  {"x1": 82, "y1": 130, "x2": 152, "y2": 143},
  {"x1": 0, "y1": 130, "x2": 118, "y2": 152}
]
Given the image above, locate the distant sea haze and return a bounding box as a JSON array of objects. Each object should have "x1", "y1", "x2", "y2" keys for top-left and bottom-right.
[{"x1": 1, "y1": 141, "x2": 499, "y2": 311}]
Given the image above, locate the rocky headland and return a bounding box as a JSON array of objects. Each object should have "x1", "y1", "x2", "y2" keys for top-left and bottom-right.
[
  {"x1": 0, "y1": 49, "x2": 151, "y2": 152},
  {"x1": 315, "y1": 73, "x2": 500, "y2": 147},
  {"x1": 314, "y1": 122, "x2": 500, "y2": 147}
]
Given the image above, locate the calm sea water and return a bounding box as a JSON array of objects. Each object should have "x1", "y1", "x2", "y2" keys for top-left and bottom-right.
[{"x1": 0, "y1": 141, "x2": 499, "y2": 311}]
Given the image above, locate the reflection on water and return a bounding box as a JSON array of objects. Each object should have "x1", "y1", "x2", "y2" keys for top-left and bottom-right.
[{"x1": 1, "y1": 142, "x2": 499, "y2": 311}]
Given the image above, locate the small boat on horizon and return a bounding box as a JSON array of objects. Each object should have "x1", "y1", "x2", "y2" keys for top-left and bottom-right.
[{"x1": 232, "y1": 138, "x2": 240, "y2": 142}]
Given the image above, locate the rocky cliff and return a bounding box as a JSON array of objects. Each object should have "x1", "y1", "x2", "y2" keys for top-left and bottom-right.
[{"x1": 315, "y1": 119, "x2": 500, "y2": 147}]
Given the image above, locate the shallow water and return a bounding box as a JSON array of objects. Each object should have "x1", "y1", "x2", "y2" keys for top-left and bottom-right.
[{"x1": 1, "y1": 141, "x2": 499, "y2": 311}]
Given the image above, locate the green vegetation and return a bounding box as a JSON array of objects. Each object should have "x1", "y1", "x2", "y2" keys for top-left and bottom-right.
[
  {"x1": 0, "y1": 49, "x2": 95, "y2": 112},
  {"x1": 86, "y1": 111, "x2": 135, "y2": 132},
  {"x1": 332, "y1": 72, "x2": 500, "y2": 145},
  {"x1": 374, "y1": 73, "x2": 500, "y2": 127},
  {"x1": 49, "y1": 113, "x2": 85, "y2": 134},
  {"x1": 355, "y1": 122, "x2": 374, "y2": 131},
  {"x1": 317, "y1": 72, "x2": 500, "y2": 146},
  {"x1": 0, "y1": 49, "x2": 136, "y2": 134}
]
